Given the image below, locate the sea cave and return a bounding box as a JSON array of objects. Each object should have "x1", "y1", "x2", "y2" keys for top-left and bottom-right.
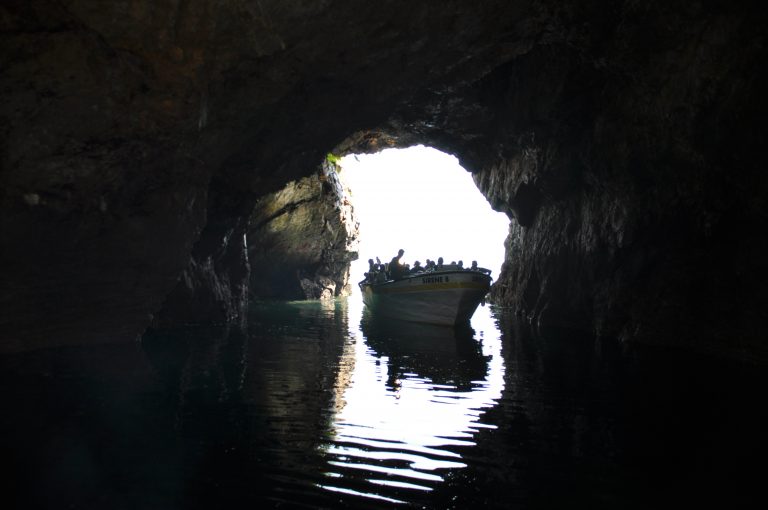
[{"x1": 1, "y1": 1, "x2": 766, "y2": 507}]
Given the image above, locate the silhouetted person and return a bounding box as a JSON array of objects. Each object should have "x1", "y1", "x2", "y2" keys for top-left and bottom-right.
[
  {"x1": 366, "y1": 258, "x2": 381, "y2": 282},
  {"x1": 389, "y1": 249, "x2": 405, "y2": 279},
  {"x1": 471, "y1": 260, "x2": 478, "y2": 271},
  {"x1": 458, "y1": 260, "x2": 464, "y2": 269},
  {"x1": 437, "y1": 257, "x2": 444, "y2": 269}
]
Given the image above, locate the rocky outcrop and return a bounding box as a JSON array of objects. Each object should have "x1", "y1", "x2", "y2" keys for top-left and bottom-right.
[
  {"x1": 247, "y1": 160, "x2": 358, "y2": 300},
  {"x1": 1, "y1": 1, "x2": 766, "y2": 361},
  {"x1": 467, "y1": 4, "x2": 768, "y2": 360},
  {"x1": 151, "y1": 217, "x2": 250, "y2": 329}
]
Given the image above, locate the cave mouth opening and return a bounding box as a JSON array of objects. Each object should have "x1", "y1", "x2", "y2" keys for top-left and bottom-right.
[{"x1": 338, "y1": 145, "x2": 509, "y2": 295}]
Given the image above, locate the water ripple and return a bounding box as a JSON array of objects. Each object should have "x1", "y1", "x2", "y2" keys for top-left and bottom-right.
[{"x1": 313, "y1": 298, "x2": 506, "y2": 503}]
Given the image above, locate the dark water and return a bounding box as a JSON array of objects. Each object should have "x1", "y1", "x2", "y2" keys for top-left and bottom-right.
[{"x1": 1, "y1": 298, "x2": 765, "y2": 509}]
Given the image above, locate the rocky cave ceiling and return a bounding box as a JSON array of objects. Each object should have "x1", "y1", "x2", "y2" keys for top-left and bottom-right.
[{"x1": 1, "y1": 0, "x2": 766, "y2": 361}]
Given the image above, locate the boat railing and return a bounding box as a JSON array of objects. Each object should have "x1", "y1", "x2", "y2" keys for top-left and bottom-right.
[{"x1": 361, "y1": 266, "x2": 492, "y2": 286}]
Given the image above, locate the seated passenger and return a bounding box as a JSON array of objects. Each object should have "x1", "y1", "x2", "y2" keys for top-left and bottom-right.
[
  {"x1": 457, "y1": 260, "x2": 464, "y2": 269},
  {"x1": 437, "y1": 257, "x2": 444, "y2": 269},
  {"x1": 412, "y1": 260, "x2": 422, "y2": 272},
  {"x1": 471, "y1": 260, "x2": 478, "y2": 271}
]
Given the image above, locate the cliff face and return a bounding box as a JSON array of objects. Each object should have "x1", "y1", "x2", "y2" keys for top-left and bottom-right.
[
  {"x1": 1, "y1": 1, "x2": 766, "y2": 359},
  {"x1": 248, "y1": 160, "x2": 358, "y2": 300},
  {"x1": 468, "y1": 5, "x2": 768, "y2": 358}
]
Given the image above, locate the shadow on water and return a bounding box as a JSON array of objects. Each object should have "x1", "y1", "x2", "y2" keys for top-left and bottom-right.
[
  {"x1": 429, "y1": 312, "x2": 768, "y2": 510},
  {"x1": 145, "y1": 299, "x2": 356, "y2": 509}
]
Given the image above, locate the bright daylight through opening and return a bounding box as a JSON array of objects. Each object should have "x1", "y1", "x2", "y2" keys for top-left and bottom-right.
[{"x1": 339, "y1": 145, "x2": 510, "y2": 294}]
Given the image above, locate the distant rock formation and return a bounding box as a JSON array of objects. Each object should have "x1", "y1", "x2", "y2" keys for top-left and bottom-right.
[{"x1": 247, "y1": 160, "x2": 359, "y2": 300}]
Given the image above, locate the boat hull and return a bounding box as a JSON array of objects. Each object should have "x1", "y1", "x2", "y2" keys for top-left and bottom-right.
[{"x1": 360, "y1": 270, "x2": 491, "y2": 326}]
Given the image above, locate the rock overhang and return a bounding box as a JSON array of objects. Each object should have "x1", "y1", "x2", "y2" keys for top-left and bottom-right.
[{"x1": 1, "y1": 0, "x2": 766, "y2": 361}]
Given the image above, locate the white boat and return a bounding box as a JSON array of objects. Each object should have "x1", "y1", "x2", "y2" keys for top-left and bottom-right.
[{"x1": 359, "y1": 268, "x2": 492, "y2": 326}]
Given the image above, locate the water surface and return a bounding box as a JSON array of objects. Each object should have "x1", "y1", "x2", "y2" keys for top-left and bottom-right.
[{"x1": 1, "y1": 299, "x2": 765, "y2": 508}]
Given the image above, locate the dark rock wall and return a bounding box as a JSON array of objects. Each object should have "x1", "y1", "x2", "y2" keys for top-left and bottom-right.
[
  {"x1": 470, "y1": 3, "x2": 768, "y2": 359},
  {"x1": 247, "y1": 160, "x2": 358, "y2": 300},
  {"x1": 151, "y1": 217, "x2": 250, "y2": 329},
  {"x1": 1, "y1": 0, "x2": 766, "y2": 360},
  {"x1": 0, "y1": 0, "x2": 211, "y2": 349}
]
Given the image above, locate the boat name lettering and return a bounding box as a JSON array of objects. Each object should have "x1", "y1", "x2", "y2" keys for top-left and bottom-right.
[{"x1": 421, "y1": 276, "x2": 446, "y2": 284}]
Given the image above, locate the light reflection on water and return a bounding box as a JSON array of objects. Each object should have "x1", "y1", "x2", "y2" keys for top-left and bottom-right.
[
  {"x1": 316, "y1": 297, "x2": 506, "y2": 503},
  {"x1": 2, "y1": 296, "x2": 765, "y2": 508}
]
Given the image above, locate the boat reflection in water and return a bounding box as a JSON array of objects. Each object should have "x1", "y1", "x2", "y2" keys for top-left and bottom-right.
[
  {"x1": 317, "y1": 300, "x2": 505, "y2": 505},
  {"x1": 360, "y1": 313, "x2": 489, "y2": 393}
]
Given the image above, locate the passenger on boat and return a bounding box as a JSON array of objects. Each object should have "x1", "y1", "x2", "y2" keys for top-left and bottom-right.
[
  {"x1": 412, "y1": 260, "x2": 422, "y2": 273},
  {"x1": 471, "y1": 260, "x2": 478, "y2": 271},
  {"x1": 437, "y1": 257, "x2": 444, "y2": 269},
  {"x1": 389, "y1": 249, "x2": 405, "y2": 279},
  {"x1": 457, "y1": 260, "x2": 464, "y2": 269}
]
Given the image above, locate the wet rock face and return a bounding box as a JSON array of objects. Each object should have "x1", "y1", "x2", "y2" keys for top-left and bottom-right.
[
  {"x1": 1, "y1": 0, "x2": 766, "y2": 360},
  {"x1": 247, "y1": 161, "x2": 358, "y2": 300},
  {"x1": 463, "y1": 3, "x2": 768, "y2": 359},
  {"x1": 0, "y1": 0, "x2": 214, "y2": 349},
  {"x1": 151, "y1": 217, "x2": 250, "y2": 329}
]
